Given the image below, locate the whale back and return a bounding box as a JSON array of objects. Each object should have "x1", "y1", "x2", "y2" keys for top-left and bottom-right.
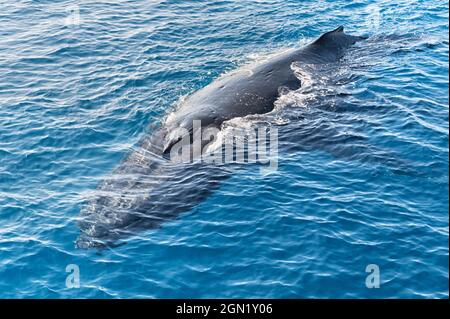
[
  {"x1": 314, "y1": 26, "x2": 366, "y2": 48},
  {"x1": 300, "y1": 26, "x2": 366, "y2": 63}
]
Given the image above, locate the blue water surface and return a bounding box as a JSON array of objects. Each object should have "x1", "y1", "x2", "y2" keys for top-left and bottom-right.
[{"x1": 0, "y1": 0, "x2": 448, "y2": 298}]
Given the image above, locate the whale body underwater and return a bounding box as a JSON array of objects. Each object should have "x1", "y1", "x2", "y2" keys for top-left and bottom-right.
[{"x1": 76, "y1": 26, "x2": 368, "y2": 248}]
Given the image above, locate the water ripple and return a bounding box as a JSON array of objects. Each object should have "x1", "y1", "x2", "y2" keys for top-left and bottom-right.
[{"x1": 0, "y1": 0, "x2": 448, "y2": 298}]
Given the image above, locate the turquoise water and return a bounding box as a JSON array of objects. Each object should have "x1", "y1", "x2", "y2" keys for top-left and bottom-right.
[{"x1": 0, "y1": 0, "x2": 448, "y2": 298}]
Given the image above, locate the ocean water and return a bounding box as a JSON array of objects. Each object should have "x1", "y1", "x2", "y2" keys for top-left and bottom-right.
[{"x1": 0, "y1": 0, "x2": 448, "y2": 298}]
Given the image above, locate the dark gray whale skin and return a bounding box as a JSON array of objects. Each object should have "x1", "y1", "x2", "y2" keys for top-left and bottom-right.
[
  {"x1": 160, "y1": 26, "x2": 365, "y2": 153},
  {"x1": 76, "y1": 26, "x2": 365, "y2": 248}
]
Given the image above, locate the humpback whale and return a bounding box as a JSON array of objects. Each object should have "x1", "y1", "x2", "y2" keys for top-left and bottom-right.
[
  {"x1": 159, "y1": 26, "x2": 365, "y2": 156},
  {"x1": 76, "y1": 26, "x2": 367, "y2": 248}
]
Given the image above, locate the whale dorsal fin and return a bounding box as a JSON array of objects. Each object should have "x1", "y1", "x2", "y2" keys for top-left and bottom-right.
[
  {"x1": 332, "y1": 26, "x2": 344, "y2": 33},
  {"x1": 313, "y1": 26, "x2": 345, "y2": 45}
]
